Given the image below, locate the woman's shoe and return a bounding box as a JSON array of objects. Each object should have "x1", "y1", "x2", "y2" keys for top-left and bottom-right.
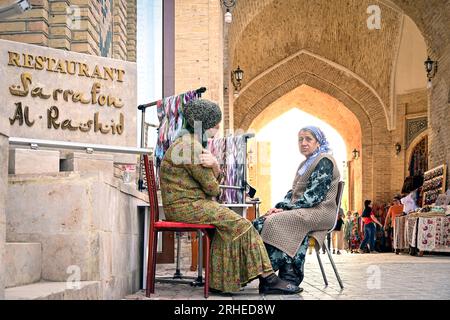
[
  {"x1": 278, "y1": 263, "x2": 302, "y2": 286},
  {"x1": 259, "y1": 274, "x2": 302, "y2": 295},
  {"x1": 208, "y1": 288, "x2": 233, "y2": 296},
  {"x1": 337, "y1": 250, "x2": 341, "y2": 255}
]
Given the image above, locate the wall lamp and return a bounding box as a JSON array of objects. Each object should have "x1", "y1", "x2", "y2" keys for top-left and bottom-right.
[
  {"x1": 220, "y1": 0, "x2": 236, "y2": 24},
  {"x1": 395, "y1": 142, "x2": 402, "y2": 155},
  {"x1": 231, "y1": 66, "x2": 244, "y2": 95},
  {"x1": 352, "y1": 148, "x2": 360, "y2": 160},
  {"x1": 424, "y1": 56, "x2": 438, "y2": 89}
]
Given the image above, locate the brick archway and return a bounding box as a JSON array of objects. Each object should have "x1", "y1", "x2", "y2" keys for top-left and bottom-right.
[
  {"x1": 227, "y1": 0, "x2": 450, "y2": 193},
  {"x1": 234, "y1": 51, "x2": 387, "y2": 133},
  {"x1": 228, "y1": 0, "x2": 448, "y2": 74},
  {"x1": 233, "y1": 50, "x2": 394, "y2": 202},
  {"x1": 405, "y1": 131, "x2": 429, "y2": 177},
  {"x1": 248, "y1": 84, "x2": 364, "y2": 211}
]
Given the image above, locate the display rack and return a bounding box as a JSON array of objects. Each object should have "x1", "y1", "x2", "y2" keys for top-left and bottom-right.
[{"x1": 422, "y1": 164, "x2": 447, "y2": 206}]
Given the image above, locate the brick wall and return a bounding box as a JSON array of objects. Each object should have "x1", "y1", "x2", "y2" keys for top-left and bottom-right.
[
  {"x1": 174, "y1": 0, "x2": 223, "y2": 109},
  {"x1": 0, "y1": 0, "x2": 137, "y2": 62},
  {"x1": 226, "y1": 0, "x2": 450, "y2": 199},
  {"x1": 126, "y1": 0, "x2": 136, "y2": 62},
  {"x1": 390, "y1": 89, "x2": 428, "y2": 195}
]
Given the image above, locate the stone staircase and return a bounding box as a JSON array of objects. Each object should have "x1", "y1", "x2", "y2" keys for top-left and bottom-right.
[{"x1": 4, "y1": 242, "x2": 100, "y2": 300}]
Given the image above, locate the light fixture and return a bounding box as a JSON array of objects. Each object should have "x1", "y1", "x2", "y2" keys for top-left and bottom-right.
[
  {"x1": 352, "y1": 148, "x2": 360, "y2": 160},
  {"x1": 221, "y1": 0, "x2": 236, "y2": 24},
  {"x1": 424, "y1": 56, "x2": 438, "y2": 89},
  {"x1": 231, "y1": 65, "x2": 244, "y2": 94},
  {"x1": 224, "y1": 9, "x2": 232, "y2": 23},
  {"x1": 395, "y1": 142, "x2": 401, "y2": 155}
]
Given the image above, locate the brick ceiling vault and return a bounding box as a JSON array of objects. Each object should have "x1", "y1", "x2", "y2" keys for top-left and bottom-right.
[
  {"x1": 228, "y1": 0, "x2": 449, "y2": 131},
  {"x1": 233, "y1": 55, "x2": 392, "y2": 167},
  {"x1": 234, "y1": 51, "x2": 386, "y2": 136}
]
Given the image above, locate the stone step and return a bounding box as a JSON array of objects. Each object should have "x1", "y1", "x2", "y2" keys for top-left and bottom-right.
[
  {"x1": 5, "y1": 242, "x2": 42, "y2": 288},
  {"x1": 5, "y1": 281, "x2": 101, "y2": 300}
]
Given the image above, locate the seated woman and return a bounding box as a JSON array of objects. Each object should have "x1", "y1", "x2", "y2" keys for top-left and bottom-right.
[
  {"x1": 159, "y1": 99, "x2": 300, "y2": 295},
  {"x1": 253, "y1": 126, "x2": 340, "y2": 287}
]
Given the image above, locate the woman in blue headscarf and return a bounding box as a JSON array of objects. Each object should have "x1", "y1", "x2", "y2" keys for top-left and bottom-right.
[{"x1": 253, "y1": 126, "x2": 340, "y2": 289}]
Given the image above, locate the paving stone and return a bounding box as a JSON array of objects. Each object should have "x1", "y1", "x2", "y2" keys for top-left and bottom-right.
[{"x1": 125, "y1": 253, "x2": 450, "y2": 300}]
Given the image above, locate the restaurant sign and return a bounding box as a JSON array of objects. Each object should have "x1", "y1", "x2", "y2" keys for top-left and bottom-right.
[{"x1": 0, "y1": 39, "x2": 136, "y2": 147}]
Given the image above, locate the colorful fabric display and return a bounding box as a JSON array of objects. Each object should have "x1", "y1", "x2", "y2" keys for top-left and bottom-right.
[
  {"x1": 154, "y1": 90, "x2": 199, "y2": 186},
  {"x1": 151, "y1": 89, "x2": 250, "y2": 203},
  {"x1": 207, "y1": 135, "x2": 248, "y2": 204}
]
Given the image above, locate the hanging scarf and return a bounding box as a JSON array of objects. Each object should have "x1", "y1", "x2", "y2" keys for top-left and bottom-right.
[
  {"x1": 297, "y1": 126, "x2": 332, "y2": 176},
  {"x1": 154, "y1": 90, "x2": 199, "y2": 186}
]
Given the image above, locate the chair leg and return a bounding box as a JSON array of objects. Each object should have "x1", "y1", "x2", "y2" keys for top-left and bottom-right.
[
  {"x1": 315, "y1": 246, "x2": 328, "y2": 286},
  {"x1": 174, "y1": 232, "x2": 183, "y2": 278},
  {"x1": 324, "y1": 241, "x2": 344, "y2": 289},
  {"x1": 146, "y1": 228, "x2": 156, "y2": 297},
  {"x1": 204, "y1": 231, "x2": 210, "y2": 299},
  {"x1": 197, "y1": 230, "x2": 203, "y2": 282},
  {"x1": 151, "y1": 231, "x2": 158, "y2": 293}
]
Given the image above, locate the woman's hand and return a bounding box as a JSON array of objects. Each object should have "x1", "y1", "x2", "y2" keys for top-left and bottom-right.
[
  {"x1": 200, "y1": 149, "x2": 221, "y2": 178},
  {"x1": 199, "y1": 149, "x2": 219, "y2": 169},
  {"x1": 266, "y1": 208, "x2": 283, "y2": 216}
]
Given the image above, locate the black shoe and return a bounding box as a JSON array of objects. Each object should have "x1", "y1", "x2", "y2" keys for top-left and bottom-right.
[
  {"x1": 278, "y1": 264, "x2": 303, "y2": 287},
  {"x1": 209, "y1": 287, "x2": 232, "y2": 296},
  {"x1": 259, "y1": 274, "x2": 302, "y2": 295}
]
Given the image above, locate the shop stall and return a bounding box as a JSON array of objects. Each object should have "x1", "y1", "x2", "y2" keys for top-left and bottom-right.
[{"x1": 393, "y1": 164, "x2": 450, "y2": 256}]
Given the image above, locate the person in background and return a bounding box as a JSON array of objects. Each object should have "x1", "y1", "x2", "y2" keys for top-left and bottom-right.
[
  {"x1": 359, "y1": 200, "x2": 383, "y2": 254},
  {"x1": 373, "y1": 203, "x2": 387, "y2": 252},
  {"x1": 401, "y1": 176, "x2": 423, "y2": 215},
  {"x1": 384, "y1": 196, "x2": 404, "y2": 253},
  {"x1": 332, "y1": 209, "x2": 344, "y2": 254},
  {"x1": 350, "y1": 211, "x2": 361, "y2": 253},
  {"x1": 401, "y1": 175, "x2": 424, "y2": 213},
  {"x1": 322, "y1": 233, "x2": 331, "y2": 254},
  {"x1": 401, "y1": 191, "x2": 419, "y2": 214},
  {"x1": 308, "y1": 238, "x2": 315, "y2": 255},
  {"x1": 343, "y1": 211, "x2": 353, "y2": 252}
]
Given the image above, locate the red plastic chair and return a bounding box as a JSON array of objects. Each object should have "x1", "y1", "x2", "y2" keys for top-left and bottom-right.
[{"x1": 143, "y1": 155, "x2": 216, "y2": 298}]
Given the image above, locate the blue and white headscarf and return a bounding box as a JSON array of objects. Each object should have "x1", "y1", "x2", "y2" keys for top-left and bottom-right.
[{"x1": 297, "y1": 126, "x2": 332, "y2": 176}]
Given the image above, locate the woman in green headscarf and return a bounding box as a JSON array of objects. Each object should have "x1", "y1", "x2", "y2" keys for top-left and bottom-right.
[{"x1": 159, "y1": 99, "x2": 300, "y2": 294}]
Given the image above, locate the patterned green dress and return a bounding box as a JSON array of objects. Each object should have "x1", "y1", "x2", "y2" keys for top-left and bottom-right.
[
  {"x1": 160, "y1": 134, "x2": 273, "y2": 293},
  {"x1": 253, "y1": 158, "x2": 334, "y2": 283}
]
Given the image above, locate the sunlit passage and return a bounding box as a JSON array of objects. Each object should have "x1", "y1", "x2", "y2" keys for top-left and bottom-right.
[
  {"x1": 253, "y1": 108, "x2": 347, "y2": 210},
  {"x1": 248, "y1": 85, "x2": 362, "y2": 214}
]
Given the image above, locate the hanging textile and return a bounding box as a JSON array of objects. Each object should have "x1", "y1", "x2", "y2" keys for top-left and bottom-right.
[
  {"x1": 208, "y1": 135, "x2": 247, "y2": 204},
  {"x1": 154, "y1": 90, "x2": 199, "y2": 185},
  {"x1": 150, "y1": 88, "x2": 249, "y2": 202}
]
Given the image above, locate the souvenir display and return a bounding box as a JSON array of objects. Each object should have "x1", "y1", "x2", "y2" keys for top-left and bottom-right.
[{"x1": 422, "y1": 165, "x2": 447, "y2": 206}]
